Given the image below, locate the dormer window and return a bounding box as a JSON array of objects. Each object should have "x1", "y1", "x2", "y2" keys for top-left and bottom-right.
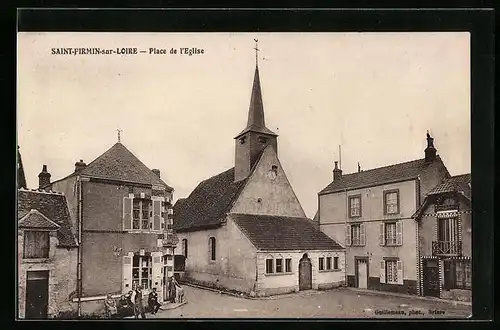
[
  {"x1": 258, "y1": 136, "x2": 268, "y2": 144},
  {"x1": 239, "y1": 136, "x2": 246, "y2": 144}
]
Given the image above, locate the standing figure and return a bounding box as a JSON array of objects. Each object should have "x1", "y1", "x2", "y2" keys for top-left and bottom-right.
[
  {"x1": 133, "y1": 285, "x2": 146, "y2": 319},
  {"x1": 148, "y1": 287, "x2": 161, "y2": 315},
  {"x1": 168, "y1": 277, "x2": 176, "y2": 303}
]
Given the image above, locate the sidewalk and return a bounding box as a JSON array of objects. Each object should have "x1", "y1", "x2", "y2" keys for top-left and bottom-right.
[
  {"x1": 123, "y1": 301, "x2": 187, "y2": 319},
  {"x1": 345, "y1": 287, "x2": 472, "y2": 307}
]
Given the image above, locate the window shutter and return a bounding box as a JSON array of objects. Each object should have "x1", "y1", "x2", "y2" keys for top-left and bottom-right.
[
  {"x1": 345, "y1": 225, "x2": 351, "y2": 246},
  {"x1": 122, "y1": 255, "x2": 132, "y2": 293},
  {"x1": 397, "y1": 260, "x2": 404, "y2": 285},
  {"x1": 396, "y1": 221, "x2": 403, "y2": 246},
  {"x1": 123, "y1": 197, "x2": 133, "y2": 230},
  {"x1": 151, "y1": 253, "x2": 162, "y2": 293},
  {"x1": 360, "y1": 224, "x2": 366, "y2": 246},
  {"x1": 152, "y1": 199, "x2": 161, "y2": 231},
  {"x1": 379, "y1": 223, "x2": 385, "y2": 246},
  {"x1": 380, "y1": 260, "x2": 386, "y2": 283}
]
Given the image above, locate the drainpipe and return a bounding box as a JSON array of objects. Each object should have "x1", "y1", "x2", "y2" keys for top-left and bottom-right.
[
  {"x1": 76, "y1": 176, "x2": 83, "y2": 317},
  {"x1": 344, "y1": 188, "x2": 348, "y2": 286}
]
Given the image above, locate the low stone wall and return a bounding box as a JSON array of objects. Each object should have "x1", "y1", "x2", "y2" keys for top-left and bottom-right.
[{"x1": 317, "y1": 280, "x2": 345, "y2": 290}]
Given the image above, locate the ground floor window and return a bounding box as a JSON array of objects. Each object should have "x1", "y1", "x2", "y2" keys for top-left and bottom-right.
[
  {"x1": 319, "y1": 257, "x2": 325, "y2": 270},
  {"x1": 385, "y1": 260, "x2": 398, "y2": 284},
  {"x1": 333, "y1": 257, "x2": 339, "y2": 270},
  {"x1": 285, "y1": 258, "x2": 292, "y2": 272},
  {"x1": 265, "y1": 258, "x2": 274, "y2": 274},
  {"x1": 132, "y1": 255, "x2": 152, "y2": 289},
  {"x1": 444, "y1": 259, "x2": 471, "y2": 290}
]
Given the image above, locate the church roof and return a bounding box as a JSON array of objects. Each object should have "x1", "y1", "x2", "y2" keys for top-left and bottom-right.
[
  {"x1": 18, "y1": 189, "x2": 77, "y2": 247},
  {"x1": 231, "y1": 214, "x2": 344, "y2": 251},
  {"x1": 319, "y1": 156, "x2": 446, "y2": 195},
  {"x1": 173, "y1": 168, "x2": 248, "y2": 232},
  {"x1": 50, "y1": 143, "x2": 173, "y2": 190},
  {"x1": 235, "y1": 65, "x2": 277, "y2": 138}
]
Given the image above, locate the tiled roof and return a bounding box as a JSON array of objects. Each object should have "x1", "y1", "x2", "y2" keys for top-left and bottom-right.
[
  {"x1": 77, "y1": 143, "x2": 172, "y2": 189},
  {"x1": 173, "y1": 168, "x2": 247, "y2": 232},
  {"x1": 18, "y1": 189, "x2": 77, "y2": 247},
  {"x1": 427, "y1": 173, "x2": 471, "y2": 199},
  {"x1": 18, "y1": 209, "x2": 61, "y2": 230},
  {"x1": 231, "y1": 213, "x2": 344, "y2": 251},
  {"x1": 319, "y1": 157, "x2": 443, "y2": 194}
]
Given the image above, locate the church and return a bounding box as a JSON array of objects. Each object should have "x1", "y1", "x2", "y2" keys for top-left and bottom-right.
[{"x1": 173, "y1": 47, "x2": 345, "y2": 297}]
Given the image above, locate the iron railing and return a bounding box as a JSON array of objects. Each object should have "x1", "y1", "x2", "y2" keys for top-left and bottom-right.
[{"x1": 432, "y1": 240, "x2": 462, "y2": 256}]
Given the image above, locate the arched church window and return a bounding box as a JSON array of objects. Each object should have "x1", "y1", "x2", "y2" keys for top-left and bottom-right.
[{"x1": 209, "y1": 237, "x2": 216, "y2": 261}]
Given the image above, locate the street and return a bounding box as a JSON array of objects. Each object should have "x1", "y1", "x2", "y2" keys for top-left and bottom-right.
[{"x1": 149, "y1": 285, "x2": 471, "y2": 319}]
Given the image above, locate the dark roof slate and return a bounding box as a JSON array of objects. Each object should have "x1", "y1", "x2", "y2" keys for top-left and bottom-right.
[
  {"x1": 319, "y1": 157, "x2": 443, "y2": 194},
  {"x1": 427, "y1": 173, "x2": 471, "y2": 199},
  {"x1": 78, "y1": 143, "x2": 172, "y2": 189},
  {"x1": 19, "y1": 209, "x2": 61, "y2": 229},
  {"x1": 18, "y1": 189, "x2": 77, "y2": 247},
  {"x1": 231, "y1": 213, "x2": 344, "y2": 251},
  {"x1": 173, "y1": 168, "x2": 247, "y2": 231}
]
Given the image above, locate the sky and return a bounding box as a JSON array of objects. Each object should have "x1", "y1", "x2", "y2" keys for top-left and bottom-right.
[{"x1": 17, "y1": 32, "x2": 471, "y2": 218}]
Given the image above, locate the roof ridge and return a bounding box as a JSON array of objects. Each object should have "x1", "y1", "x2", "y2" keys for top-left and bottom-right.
[
  {"x1": 341, "y1": 157, "x2": 426, "y2": 177},
  {"x1": 18, "y1": 187, "x2": 64, "y2": 195}
]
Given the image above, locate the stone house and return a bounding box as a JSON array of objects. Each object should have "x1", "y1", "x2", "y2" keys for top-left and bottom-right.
[
  {"x1": 174, "y1": 61, "x2": 345, "y2": 297},
  {"x1": 17, "y1": 187, "x2": 78, "y2": 319},
  {"x1": 412, "y1": 173, "x2": 471, "y2": 302},
  {"x1": 44, "y1": 141, "x2": 177, "y2": 314},
  {"x1": 318, "y1": 133, "x2": 450, "y2": 295}
]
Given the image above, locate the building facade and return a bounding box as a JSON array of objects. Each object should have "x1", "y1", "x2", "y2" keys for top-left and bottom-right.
[
  {"x1": 17, "y1": 188, "x2": 78, "y2": 319},
  {"x1": 174, "y1": 60, "x2": 345, "y2": 297},
  {"x1": 413, "y1": 174, "x2": 472, "y2": 302},
  {"x1": 318, "y1": 133, "x2": 450, "y2": 295},
  {"x1": 45, "y1": 142, "x2": 177, "y2": 314}
]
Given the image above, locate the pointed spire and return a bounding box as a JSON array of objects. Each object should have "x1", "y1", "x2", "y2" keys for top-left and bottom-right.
[
  {"x1": 235, "y1": 40, "x2": 277, "y2": 138},
  {"x1": 17, "y1": 146, "x2": 27, "y2": 189}
]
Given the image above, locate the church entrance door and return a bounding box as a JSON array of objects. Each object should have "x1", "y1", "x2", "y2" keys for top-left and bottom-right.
[{"x1": 299, "y1": 254, "x2": 312, "y2": 291}]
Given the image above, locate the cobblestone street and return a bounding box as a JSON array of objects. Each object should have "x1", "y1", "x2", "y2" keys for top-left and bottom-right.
[{"x1": 148, "y1": 285, "x2": 471, "y2": 319}]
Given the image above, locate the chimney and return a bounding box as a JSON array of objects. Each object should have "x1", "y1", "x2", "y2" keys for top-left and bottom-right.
[
  {"x1": 38, "y1": 165, "x2": 51, "y2": 188},
  {"x1": 424, "y1": 131, "x2": 437, "y2": 163},
  {"x1": 358, "y1": 162, "x2": 361, "y2": 173},
  {"x1": 74, "y1": 159, "x2": 87, "y2": 173},
  {"x1": 152, "y1": 169, "x2": 160, "y2": 178},
  {"x1": 333, "y1": 161, "x2": 342, "y2": 181}
]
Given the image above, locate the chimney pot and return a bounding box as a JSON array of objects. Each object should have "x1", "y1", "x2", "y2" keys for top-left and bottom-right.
[
  {"x1": 333, "y1": 160, "x2": 342, "y2": 181},
  {"x1": 424, "y1": 132, "x2": 437, "y2": 163},
  {"x1": 38, "y1": 164, "x2": 51, "y2": 188},
  {"x1": 74, "y1": 159, "x2": 87, "y2": 172}
]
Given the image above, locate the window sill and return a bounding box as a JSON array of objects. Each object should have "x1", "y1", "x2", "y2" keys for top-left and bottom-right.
[
  {"x1": 264, "y1": 272, "x2": 294, "y2": 276},
  {"x1": 126, "y1": 229, "x2": 164, "y2": 234},
  {"x1": 22, "y1": 258, "x2": 52, "y2": 263},
  {"x1": 383, "y1": 244, "x2": 401, "y2": 247},
  {"x1": 350, "y1": 244, "x2": 365, "y2": 247},
  {"x1": 319, "y1": 269, "x2": 342, "y2": 273}
]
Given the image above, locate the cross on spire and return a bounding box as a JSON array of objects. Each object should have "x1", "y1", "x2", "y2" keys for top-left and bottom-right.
[
  {"x1": 117, "y1": 129, "x2": 122, "y2": 143},
  {"x1": 253, "y1": 39, "x2": 260, "y2": 67}
]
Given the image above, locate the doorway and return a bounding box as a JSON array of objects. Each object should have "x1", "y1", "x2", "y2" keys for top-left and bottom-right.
[
  {"x1": 423, "y1": 259, "x2": 440, "y2": 297},
  {"x1": 298, "y1": 253, "x2": 312, "y2": 291},
  {"x1": 355, "y1": 257, "x2": 369, "y2": 289},
  {"x1": 25, "y1": 270, "x2": 49, "y2": 319}
]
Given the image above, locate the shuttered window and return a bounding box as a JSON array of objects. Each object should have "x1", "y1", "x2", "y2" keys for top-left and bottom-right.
[{"x1": 23, "y1": 231, "x2": 49, "y2": 259}]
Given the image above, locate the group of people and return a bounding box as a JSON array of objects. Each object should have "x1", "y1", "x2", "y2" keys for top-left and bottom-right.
[{"x1": 104, "y1": 277, "x2": 184, "y2": 319}]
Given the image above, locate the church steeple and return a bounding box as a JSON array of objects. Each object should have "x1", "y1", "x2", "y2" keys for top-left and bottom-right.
[{"x1": 234, "y1": 40, "x2": 278, "y2": 182}]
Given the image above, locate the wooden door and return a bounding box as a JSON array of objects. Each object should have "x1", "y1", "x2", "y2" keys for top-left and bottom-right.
[
  {"x1": 357, "y1": 259, "x2": 368, "y2": 289},
  {"x1": 423, "y1": 259, "x2": 440, "y2": 297},
  {"x1": 25, "y1": 271, "x2": 49, "y2": 319},
  {"x1": 298, "y1": 254, "x2": 312, "y2": 291}
]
